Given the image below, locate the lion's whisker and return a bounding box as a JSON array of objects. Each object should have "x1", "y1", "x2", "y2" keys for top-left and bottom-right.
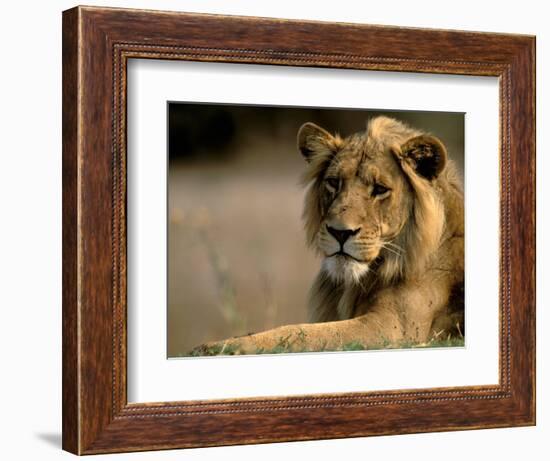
[
  {"x1": 385, "y1": 242, "x2": 405, "y2": 252},
  {"x1": 381, "y1": 244, "x2": 403, "y2": 258},
  {"x1": 380, "y1": 240, "x2": 404, "y2": 252},
  {"x1": 380, "y1": 240, "x2": 404, "y2": 253}
]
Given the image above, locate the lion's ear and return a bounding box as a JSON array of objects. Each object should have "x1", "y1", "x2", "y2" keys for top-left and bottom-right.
[
  {"x1": 399, "y1": 135, "x2": 447, "y2": 180},
  {"x1": 297, "y1": 122, "x2": 335, "y2": 162}
]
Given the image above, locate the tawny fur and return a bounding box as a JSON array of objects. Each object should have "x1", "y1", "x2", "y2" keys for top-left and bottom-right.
[{"x1": 193, "y1": 116, "x2": 464, "y2": 355}]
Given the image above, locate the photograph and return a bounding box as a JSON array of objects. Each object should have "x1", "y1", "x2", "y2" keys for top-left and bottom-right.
[{"x1": 167, "y1": 103, "x2": 465, "y2": 357}]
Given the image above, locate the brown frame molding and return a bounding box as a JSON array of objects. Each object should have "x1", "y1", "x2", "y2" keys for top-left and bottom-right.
[{"x1": 62, "y1": 5, "x2": 535, "y2": 455}]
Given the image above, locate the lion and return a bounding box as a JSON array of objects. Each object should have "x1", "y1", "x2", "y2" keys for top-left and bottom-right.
[{"x1": 192, "y1": 116, "x2": 464, "y2": 355}]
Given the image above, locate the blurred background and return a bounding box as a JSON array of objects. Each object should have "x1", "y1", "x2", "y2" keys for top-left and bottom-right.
[{"x1": 167, "y1": 103, "x2": 464, "y2": 357}]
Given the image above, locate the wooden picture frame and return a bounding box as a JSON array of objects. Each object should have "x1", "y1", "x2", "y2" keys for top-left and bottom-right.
[{"x1": 62, "y1": 5, "x2": 535, "y2": 454}]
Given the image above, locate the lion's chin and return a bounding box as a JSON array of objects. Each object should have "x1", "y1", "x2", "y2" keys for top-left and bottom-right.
[{"x1": 323, "y1": 255, "x2": 370, "y2": 285}]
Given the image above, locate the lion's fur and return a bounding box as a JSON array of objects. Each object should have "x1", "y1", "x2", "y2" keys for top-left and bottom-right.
[{"x1": 301, "y1": 116, "x2": 464, "y2": 337}]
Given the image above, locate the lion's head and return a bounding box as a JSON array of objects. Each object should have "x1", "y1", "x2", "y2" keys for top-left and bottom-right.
[{"x1": 298, "y1": 116, "x2": 456, "y2": 286}]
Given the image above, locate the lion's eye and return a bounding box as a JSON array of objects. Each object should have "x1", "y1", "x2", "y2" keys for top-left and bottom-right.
[
  {"x1": 325, "y1": 177, "x2": 340, "y2": 191},
  {"x1": 372, "y1": 184, "x2": 390, "y2": 196}
]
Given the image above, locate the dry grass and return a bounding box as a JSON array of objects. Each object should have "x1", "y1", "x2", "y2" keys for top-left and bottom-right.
[{"x1": 167, "y1": 163, "x2": 317, "y2": 355}]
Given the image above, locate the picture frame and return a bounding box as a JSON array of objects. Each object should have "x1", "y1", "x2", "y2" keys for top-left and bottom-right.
[{"x1": 62, "y1": 5, "x2": 535, "y2": 455}]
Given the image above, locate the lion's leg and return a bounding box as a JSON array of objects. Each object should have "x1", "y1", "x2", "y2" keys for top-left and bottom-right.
[
  {"x1": 358, "y1": 277, "x2": 455, "y2": 345},
  {"x1": 190, "y1": 276, "x2": 455, "y2": 355},
  {"x1": 191, "y1": 310, "x2": 405, "y2": 355}
]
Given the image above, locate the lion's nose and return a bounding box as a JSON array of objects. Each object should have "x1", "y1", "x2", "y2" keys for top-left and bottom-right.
[{"x1": 326, "y1": 225, "x2": 361, "y2": 245}]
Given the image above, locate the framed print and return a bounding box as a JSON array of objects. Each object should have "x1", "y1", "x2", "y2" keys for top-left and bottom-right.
[{"x1": 62, "y1": 6, "x2": 535, "y2": 454}]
